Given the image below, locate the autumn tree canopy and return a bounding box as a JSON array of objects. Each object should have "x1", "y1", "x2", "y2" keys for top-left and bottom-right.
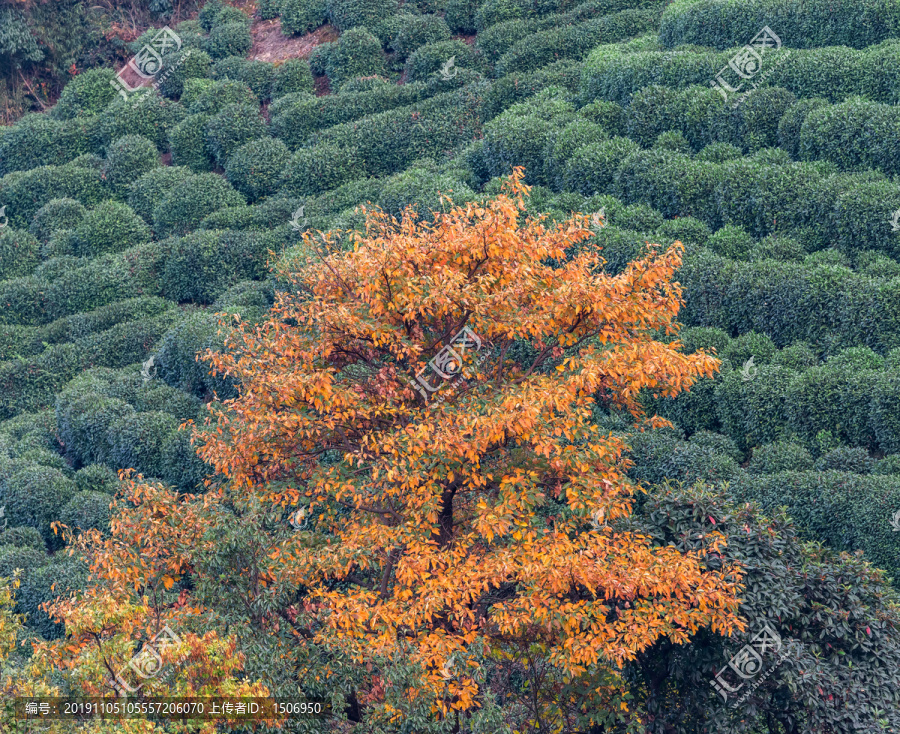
[{"x1": 38, "y1": 168, "x2": 745, "y2": 728}]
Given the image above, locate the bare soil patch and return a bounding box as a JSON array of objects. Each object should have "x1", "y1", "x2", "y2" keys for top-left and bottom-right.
[{"x1": 250, "y1": 21, "x2": 340, "y2": 63}]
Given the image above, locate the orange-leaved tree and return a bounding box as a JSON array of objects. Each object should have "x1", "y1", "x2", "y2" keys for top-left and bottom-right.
[{"x1": 190, "y1": 168, "x2": 745, "y2": 719}]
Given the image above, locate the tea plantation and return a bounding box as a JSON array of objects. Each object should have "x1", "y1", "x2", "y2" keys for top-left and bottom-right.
[{"x1": 1, "y1": 0, "x2": 899, "y2": 729}]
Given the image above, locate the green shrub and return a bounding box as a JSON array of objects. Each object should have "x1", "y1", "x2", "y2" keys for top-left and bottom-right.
[
  {"x1": 280, "y1": 0, "x2": 328, "y2": 35},
  {"x1": 188, "y1": 79, "x2": 259, "y2": 114},
  {"x1": 481, "y1": 59, "x2": 582, "y2": 121},
  {"x1": 152, "y1": 173, "x2": 246, "y2": 237},
  {"x1": 169, "y1": 113, "x2": 215, "y2": 172},
  {"x1": 224, "y1": 137, "x2": 290, "y2": 202},
  {"x1": 445, "y1": 0, "x2": 480, "y2": 32},
  {"x1": 106, "y1": 410, "x2": 179, "y2": 480},
  {"x1": 815, "y1": 446, "x2": 875, "y2": 474},
  {"x1": 0, "y1": 229, "x2": 40, "y2": 281},
  {"x1": 0, "y1": 164, "x2": 107, "y2": 227},
  {"x1": 155, "y1": 311, "x2": 237, "y2": 398},
  {"x1": 101, "y1": 134, "x2": 160, "y2": 192},
  {"x1": 1, "y1": 465, "x2": 76, "y2": 548},
  {"x1": 695, "y1": 142, "x2": 742, "y2": 163},
  {"x1": 157, "y1": 48, "x2": 214, "y2": 98},
  {"x1": 874, "y1": 454, "x2": 900, "y2": 475},
  {"x1": 59, "y1": 491, "x2": 112, "y2": 534},
  {"x1": 73, "y1": 463, "x2": 120, "y2": 494},
  {"x1": 160, "y1": 229, "x2": 263, "y2": 303},
  {"x1": 678, "y1": 326, "x2": 730, "y2": 356},
  {"x1": 0, "y1": 525, "x2": 45, "y2": 550},
  {"x1": 95, "y1": 93, "x2": 187, "y2": 153},
  {"x1": 705, "y1": 224, "x2": 753, "y2": 260},
  {"x1": 205, "y1": 103, "x2": 268, "y2": 165},
  {"x1": 180, "y1": 78, "x2": 218, "y2": 108},
  {"x1": 214, "y1": 57, "x2": 276, "y2": 101},
  {"x1": 199, "y1": 0, "x2": 226, "y2": 30},
  {"x1": 376, "y1": 167, "x2": 475, "y2": 220},
  {"x1": 731, "y1": 470, "x2": 900, "y2": 587},
  {"x1": 50, "y1": 68, "x2": 119, "y2": 119},
  {"x1": 28, "y1": 199, "x2": 87, "y2": 245},
  {"x1": 279, "y1": 144, "x2": 366, "y2": 196},
  {"x1": 560, "y1": 138, "x2": 638, "y2": 196},
  {"x1": 659, "y1": 0, "x2": 900, "y2": 50},
  {"x1": 871, "y1": 373, "x2": 900, "y2": 455},
  {"x1": 212, "y1": 5, "x2": 252, "y2": 27},
  {"x1": 17, "y1": 556, "x2": 88, "y2": 639},
  {"x1": 715, "y1": 365, "x2": 796, "y2": 452},
  {"x1": 749, "y1": 234, "x2": 806, "y2": 262},
  {"x1": 272, "y1": 58, "x2": 315, "y2": 97},
  {"x1": 257, "y1": 0, "x2": 282, "y2": 19},
  {"x1": 777, "y1": 97, "x2": 829, "y2": 160},
  {"x1": 475, "y1": 0, "x2": 531, "y2": 32},
  {"x1": 205, "y1": 21, "x2": 253, "y2": 59},
  {"x1": 772, "y1": 341, "x2": 819, "y2": 370},
  {"x1": 543, "y1": 118, "x2": 607, "y2": 192},
  {"x1": 654, "y1": 130, "x2": 690, "y2": 154},
  {"x1": 160, "y1": 429, "x2": 212, "y2": 491},
  {"x1": 0, "y1": 545, "x2": 47, "y2": 580},
  {"x1": 127, "y1": 165, "x2": 195, "y2": 224},
  {"x1": 0, "y1": 114, "x2": 95, "y2": 175},
  {"x1": 323, "y1": 27, "x2": 385, "y2": 89},
  {"x1": 747, "y1": 441, "x2": 814, "y2": 474},
  {"x1": 404, "y1": 39, "x2": 482, "y2": 83},
  {"x1": 73, "y1": 201, "x2": 151, "y2": 257},
  {"x1": 326, "y1": 0, "x2": 398, "y2": 30},
  {"x1": 392, "y1": 15, "x2": 452, "y2": 59}
]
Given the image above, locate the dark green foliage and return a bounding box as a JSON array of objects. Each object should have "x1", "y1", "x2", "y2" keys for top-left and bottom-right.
[
  {"x1": 106, "y1": 410, "x2": 179, "y2": 480},
  {"x1": 188, "y1": 79, "x2": 259, "y2": 114},
  {"x1": 747, "y1": 441, "x2": 814, "y2": 474},
  {"x1": 280, "y1": 144, "x2": 367, "y2": 196},
  {"x1": 127, "y1": 165, "x2": 195, "y2": 223},
  {"x1": 152, "y1": 173, "x2": 246, "y2": 237},
  {"x1": 205, "y1": 21, "x2": 253, "y2": 60},
  {"x1": 0, "y1": 229, "x2": 40, "y2": 281},
  {"x1": 376, "y1": 166, "x2": 476, "y2": 220},
  {"x1": 738, "y1": 87, "x2": 796, "y2": 152},
  {"x1": 695, "y1": 142, "x2": 742, "y2": 163},
  {"x1": 653, "y1": 130, "x2": 690, "y2": 154},
  {"x1": 777, "y1": 97, "x2": 829, "y2": 160},
  {"x1": 445, "y1": 0, "x2": 480, "y2": 33},
  {"x1": 101, "y1": 135, "x2": 160, "y2": 192},
  {"x1": 678, "y1": 326, "x2": 731, "y2": 356},
  {"x1": 95, "y1": 93, "x2": 187, "y2": 153},
  {"x1": 721, "y1": 331, "x2": 776, "y2": 367},
  {"x1": 659, "y1": 0, "x2": 900, "y2": 50},
  {"x1": 280, "y1": 0, "x2": 327, "y2": 35},
  {"x1": 73, "y1": 201, "x2": 151, "y2": 257},
  {"x1": 576, "y1": 100, "x2": 626, "y2": 136},
  {"x1": 543, "y1": 118, "x2": 607, "y2": 192},
  {"x1": 214, "y1": 57, "x2": 276, "y2": 101},
  {"x1": 0, "y1": 545, "x2": 48, "y2": 580},
  {"x1": 160, "y1": 229, "x2": 268, "y2": 303},
  {"x1": 481, "y1": 59, "x2": 583, "y2": 122},
  {"x1": 59, "y1": 491, "x2": 112, "y2": 534},
  {"x1": 404, "y1": 40, "x2": 483, "y2": 83},
  {"x1": 705, "y1": 224, "x2": 753, "y2": 259},
  {"x1": 626, "y1": 482, "x2": 900, "y2": 732},
  {"x1": 271, "y1": 83, "x2": 430, "y2": 149},
  {"x1": 731, "y1": 470, "x2": 900, "y2": 586},
  {"x1": 322, "y1": 27, "x2": 385, "y2": 90},
  {"x1": 225, "y1": 137, "x2": 290, "y2": 202},
  {"x1": 815, "y1": 446, "x2": 875, "y2": 474},
  {"x1": 272, "y1": 59, "x2": 315, "y2": 98},
  {"x1": 561, "y1": 137, "x2": 639, "y2": 195},
  {"x1": 155, "y1": 311, "x2": 237, "y2": 399},
  {"x1": 654, "y1": 216, "x2": 710, "y2": 247},
  {"x1": 205, "y1": 103, "x2": 268, "y2": 165},
  {"x1": 475, "y1": 0, "x2": 531, "y2": 32},
  {"x1": 199, "y1": 0, "x2": 226, "y2": 31},
  {"x1": 17, "y1": 557, "x2": 88, "y2": 639},
  {"x1": 326, "y1": 0, "x2": 399, "y2": 30},
  {"x1": 169, "y1": 113, "x2": 215, "y2": 172},
  {"x1": 871, "y1": 373, "x2": 900, "y2": 455},
  {"x1": 0, "y1": 465, "x2": 75, "y2": 548},
  {"x1": 0, "y1": 113, "x2": 96, "y2": 176},
  {"x1": 157, "y1": 49, "x2": 214, "y2": 99},
  {"x1": 73, "y1": 463, "x2": 120, "y2": 494},
  {"x1": 0, "y1": 164, "x2": 107, "y2": 228},
  {"x1": 50, "y1": 68, "x2": 119, "y2": 120},
  {"x1": 0, "y1": 525, "x2": 45, "y2": 550},
  {"x1": 310, "y1": 83, "x2": 486, "y2": 176},
  {"x1": 715, "y1": 365, "x2": 796, "y2": 452},
  {"x1": 391, "y1": 15, "x2": 452, "y2": 60}
]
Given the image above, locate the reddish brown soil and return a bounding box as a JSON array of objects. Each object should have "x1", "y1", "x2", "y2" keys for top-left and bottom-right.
[{"x1": 250, "y1": 21, "x2": 340, "y2": 63}]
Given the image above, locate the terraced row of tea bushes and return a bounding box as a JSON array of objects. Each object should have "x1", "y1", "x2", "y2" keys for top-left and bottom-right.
[
  {"x1": 659, "y1": 0, "x2": 900, "y2": 50},
  {"x1": 580, "y1": 38, "x2": 900, "y2": 105}
]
